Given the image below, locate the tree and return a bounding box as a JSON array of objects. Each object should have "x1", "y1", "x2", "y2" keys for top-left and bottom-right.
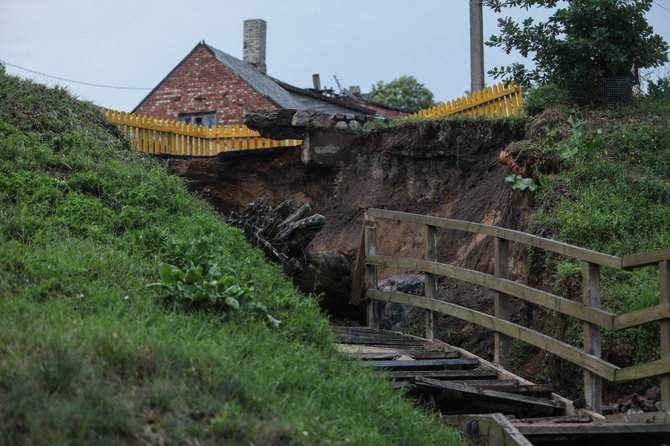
[
  {"x1": 368, "y1": 75, "x2": 435, "y2": 111},
  {"x1": 484, "y1": 0, "x2": 669, "y2": 100}
]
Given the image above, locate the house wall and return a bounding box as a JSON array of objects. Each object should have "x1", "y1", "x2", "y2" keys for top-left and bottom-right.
[{"x1": 133, "y1": 46, "x2": 277, "y2": 125}]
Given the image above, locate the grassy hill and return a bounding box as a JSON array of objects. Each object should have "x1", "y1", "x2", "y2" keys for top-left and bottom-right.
[
  {"x1": 0, "y1": 73, "x2": 463, "y2": 445},
  {"x1": 507, "y1": 91, "x2": 670, "y2": 396}
]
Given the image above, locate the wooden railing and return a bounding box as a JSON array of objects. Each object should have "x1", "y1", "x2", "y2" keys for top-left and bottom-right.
[
  {"x1": 412, "y1": 82, "x2": 523, "y2": 119},
  {"x1": 102, "y1": 109, "x2": 301, "y2": 156},
  {"x1": 352, "y1": 209, "x2": 670, "y2": 414}
]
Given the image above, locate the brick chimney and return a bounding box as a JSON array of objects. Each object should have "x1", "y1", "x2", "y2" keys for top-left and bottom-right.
[{"x1": 243, "y1": 19, "x2": 267, "y2": 74}]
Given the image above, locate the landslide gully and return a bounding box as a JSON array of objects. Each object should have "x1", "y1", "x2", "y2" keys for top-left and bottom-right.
[{"x1": 166, "y1": 117, "x2": 535, "y2": 359}]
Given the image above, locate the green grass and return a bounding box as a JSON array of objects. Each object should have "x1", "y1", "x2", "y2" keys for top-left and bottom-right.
[
  {"x1": 0, "y1": 73, "x2": 463, "y2": 445},
  {"x1": 527, "y1": 96, "x2": 670, "y2": 370}
]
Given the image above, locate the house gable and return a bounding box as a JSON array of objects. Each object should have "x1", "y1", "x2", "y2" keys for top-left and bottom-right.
[{"x1": 132, "y1": 43, "x2": 281, "y2": 125}]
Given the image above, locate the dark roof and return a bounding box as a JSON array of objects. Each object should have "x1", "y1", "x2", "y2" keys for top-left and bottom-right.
[
  {"x1": 133, "y1": 41, "x2": 301, "y2": 113},
  {"x1": 204, "y1": 44, "x2": 302, "y2": 109},
  {"x1": 277, "y1": 81, "x2": 378, "y2": 115}
]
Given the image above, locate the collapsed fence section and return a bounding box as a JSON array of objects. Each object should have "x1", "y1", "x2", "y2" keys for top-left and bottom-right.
[
  {"x1": 412, "y1": 82, "x2": 523, "y2": 119},
  {"x1": 102, "y1": 109, "x2": 301, "y2": 156}
]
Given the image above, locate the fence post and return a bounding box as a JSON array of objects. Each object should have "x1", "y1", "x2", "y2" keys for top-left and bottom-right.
[
  {"x1": 425, "y1": 224, "x2": 439, "y2": 340},
  {"x1": 365, "y1": 226, "x2": 379, "y2": 329},
  {"x1": 494, "y1": 237, "x2": 510, "y2": 369},
  {"x1": 583, "y1": 261, "x2": 602, "y2": 414},
  {"x1": 660, "y1": 260, "x2": 670, "y2": 410}
]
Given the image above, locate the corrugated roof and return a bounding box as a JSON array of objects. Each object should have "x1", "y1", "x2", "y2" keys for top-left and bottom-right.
[{"x1": 204, "y1": 43, "x2": 302, "y2": 109}]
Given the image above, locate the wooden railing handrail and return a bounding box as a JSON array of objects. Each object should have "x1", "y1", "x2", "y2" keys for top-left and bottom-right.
[
  {"x1": 359, "y1": 209, "x2": 670, "y2": 411},
  {"x1": 367, "y1": 208, "x2": 622, "y2": 267}
]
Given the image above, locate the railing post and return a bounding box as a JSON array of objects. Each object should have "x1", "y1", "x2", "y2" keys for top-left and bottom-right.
[
  {"x1": 660, "y1": 260, "x2": 670, "y2": 411},
  {"x1": 494, "y1": 237, "x2": 510, "y2": 369},
  {"x1": 583, "y1": 261, "x2": 602, "y2": 414},
  {"x1": 365, "y1": 226, "x2": 379, "y2": 329},
  {"x1": 425, "y1": 224, "x2": 439, "y2": 341}
]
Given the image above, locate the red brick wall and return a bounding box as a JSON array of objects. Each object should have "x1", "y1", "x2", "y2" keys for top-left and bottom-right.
[{"x1": 133, "y1": 45, "x2": 277, "y2": 125}]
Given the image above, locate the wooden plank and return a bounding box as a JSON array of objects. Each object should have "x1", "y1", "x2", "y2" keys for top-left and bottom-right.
[
  {"x1": 345, "y1": 353, "x2": 402, "y2": 360},
  {"x1": 414, "y1": 377, "x2": 564, "y2": 414},
  {"x1": 516, "y1": 423, "x2": 670, "y2": 436},
  {"x1": 366, "y1": 288, "x2": 618, "y2": 381},
  {"x1": 384, "y1": 369, "x2": 499, "y2": 380},
  {"x1": 622, "y1": 247, "x2": 670, "y2": 269},
  {"x1": 661, "y1": 260, "x2": 670, "y2": 410},
  {"x1": 360, "y1": 358, "x2": 479, "y2": 370},
  {"x1": 472, "y1": 384, "x2": 554, "y2": 398},
  {"x1": 367, "y1": 255, "x2": 616, "y2": 329},
  {"x1": 425, "y1": 224, "x2": 439, "y2": 341},
  {"x1": 583, "y1": 261, "x2": 602, "y2": 414},
  {"x1": 444, "y1": 413, "x2": 533, "y2": 446},
  {"x1": 365, "y1": 208, "x2": 623, "y2": 269},
  {"x1": 349, "y1": 223, "x2": 370, "y2": 304},
  {"x1": 615, "y1": 358, "x2": 670, "y2": 382},
  {"x1": 365, "y1": 226, "x2": 379, "y2": 329},
  {"x1": 511, "y1": 415, "x2": 592, "y2": 424},
  {"x1": 613, "y1": 302, "x2": 670, "y2": 330},
  {"x1": 447, "y1": 379, "x2": 519, "y2": 387},
  {"x1": 495, "y1": 237, "x2": 511, "y2": 369},
  {"x1": 408, "y1": 351, "x2": 461, "y2": 359}
]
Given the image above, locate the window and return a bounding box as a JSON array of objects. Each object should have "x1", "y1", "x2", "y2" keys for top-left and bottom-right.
[{"x1": 179, "y1": 112, "x2": 217, "y2": 127}]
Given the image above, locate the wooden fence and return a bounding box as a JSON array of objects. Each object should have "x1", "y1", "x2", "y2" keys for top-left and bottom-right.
[
  {"x1": 412, "y1": 82, "x2": 523, "y2": 119},
  {"x1": 102, "y1": 109, "x2": 301, "y2": 156},
  {"x1": 351, "y1": 208, "x2": 670, "y2": 414}
]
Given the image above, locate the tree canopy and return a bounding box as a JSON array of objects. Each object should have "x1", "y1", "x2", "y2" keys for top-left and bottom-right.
[
  {"x1": 484, "y1": 0, "x2": 669, "y2": 97},
  {"x1": 368, "y1": 75, "x2": 435, "y2": 111}
]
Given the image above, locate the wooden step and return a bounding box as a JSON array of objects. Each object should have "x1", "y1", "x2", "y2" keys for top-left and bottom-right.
[
  {"x1": 515, "y1": 422, "x2": 670, "y2": 445},
  {"x1": 414, "y1": 376, "x2": 564, "y2": 418},
  {"x1": 360, "y1": 358, "x2": 479, "y2": 371},
  {"x1": 470, "y1": 383, "x2": 554, "y2": 398},
  {"x1": 385, "y1": 369, "x2": 499, "y2": 381},
  {"x1": 409, "y1": 351, "x2": 461, "y2": 360}
]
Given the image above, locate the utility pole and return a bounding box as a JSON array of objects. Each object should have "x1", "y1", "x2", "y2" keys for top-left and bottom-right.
[{"x1": 469, "y1": 0, "x2": 485, "y2": 93}]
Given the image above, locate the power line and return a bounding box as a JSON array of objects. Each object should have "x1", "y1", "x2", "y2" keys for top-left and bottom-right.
[
  {"x1": 654, "y1": 1, "x2": 670, "y2": 13},
  {"x1": 0, "y1": 59, "x2": 151, "y2": 90}
]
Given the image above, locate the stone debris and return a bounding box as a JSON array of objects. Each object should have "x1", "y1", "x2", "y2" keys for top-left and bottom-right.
[{"x1": 605, "y1": 387, "x2": 662, "y2": 414}]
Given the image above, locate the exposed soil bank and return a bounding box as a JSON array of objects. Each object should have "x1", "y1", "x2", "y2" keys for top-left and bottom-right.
[{"x1": 165, "y1": 117, "x2": 542, "y2": 355}]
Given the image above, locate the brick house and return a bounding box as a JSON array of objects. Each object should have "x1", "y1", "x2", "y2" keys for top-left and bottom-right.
[{"x1": 133, "y1": 19, "x2": 407, "y2": 126}]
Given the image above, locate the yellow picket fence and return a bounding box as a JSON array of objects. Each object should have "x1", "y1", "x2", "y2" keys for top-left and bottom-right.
[
  {"x1": 412, "y1": 82, "x2": 523, "y2": 119},
  {"x1": 102, "y1": 109, "x2": 301, "y2": 156}
]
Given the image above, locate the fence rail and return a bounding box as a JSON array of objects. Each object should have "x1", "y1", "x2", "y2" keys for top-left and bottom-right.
[
  {"x1": 353, "y1": 208, "x2": 670, "y2": 414},
  {"x1": 102, "y1": 109, "x2": 301, "y2": 156},
  {"x1": 412, "y1": 82, "x2": 523, "y2": 119}
]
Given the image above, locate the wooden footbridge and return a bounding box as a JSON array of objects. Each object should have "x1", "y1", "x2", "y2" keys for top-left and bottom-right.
[{"x1": 340, "y1": 209, "x2": 670, "y2": 445}]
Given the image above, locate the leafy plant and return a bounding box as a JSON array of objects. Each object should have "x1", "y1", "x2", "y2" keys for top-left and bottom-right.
[
  {"x1": 149, "y1": 262, "x2": 280, "y2": 327},
  {"x1": 557, "y1": 115, "x2": 603, "y2": 160},
  {"x1": 484, "y1": 0, "x2": 669, "y2": 102},
  {"x1": 505, "y1": 174, "x2": 537, "y2": 191}
]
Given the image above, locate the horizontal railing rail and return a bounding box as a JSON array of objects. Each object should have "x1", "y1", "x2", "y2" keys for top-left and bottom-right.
[
  {"x1": 354, "y1": 208, "x2": 670, "y2": 414},
  {"x1": 102, "y1": 109, "x2": 301, "y2": 156},
  {"x1": 411, "y1": 82, "x2": 523, "y2": 119}
]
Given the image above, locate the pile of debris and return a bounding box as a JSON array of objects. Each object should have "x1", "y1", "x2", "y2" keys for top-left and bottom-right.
[{"x1": 228, "y1": 199, "x2": 325, "y2": 275}]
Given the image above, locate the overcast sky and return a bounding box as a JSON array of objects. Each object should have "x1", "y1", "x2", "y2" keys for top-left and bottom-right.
[{"x1": 1, "y1": 0, "x2": 669, "y2": 112}]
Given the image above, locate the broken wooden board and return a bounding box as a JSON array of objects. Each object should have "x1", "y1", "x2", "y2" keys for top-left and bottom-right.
[
  {"x1": 384, "y1": 369, "x2": 500, "y2": 381},
  {"x1": 414, "y1": 376, "x2": 564, "y2": 417},
  {"x1": 360, "y1": 358, "x2": 479, "y2": 371}
]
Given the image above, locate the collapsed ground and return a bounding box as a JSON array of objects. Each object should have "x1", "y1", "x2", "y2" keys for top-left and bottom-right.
[{"x1": 169, "y1": 102, "x2": 670, "y2": 403}]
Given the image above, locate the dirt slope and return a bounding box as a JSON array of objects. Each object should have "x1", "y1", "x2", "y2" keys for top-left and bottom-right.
[{"x1": 166, "y1": 117, "x2": 537, "y2": 361}]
